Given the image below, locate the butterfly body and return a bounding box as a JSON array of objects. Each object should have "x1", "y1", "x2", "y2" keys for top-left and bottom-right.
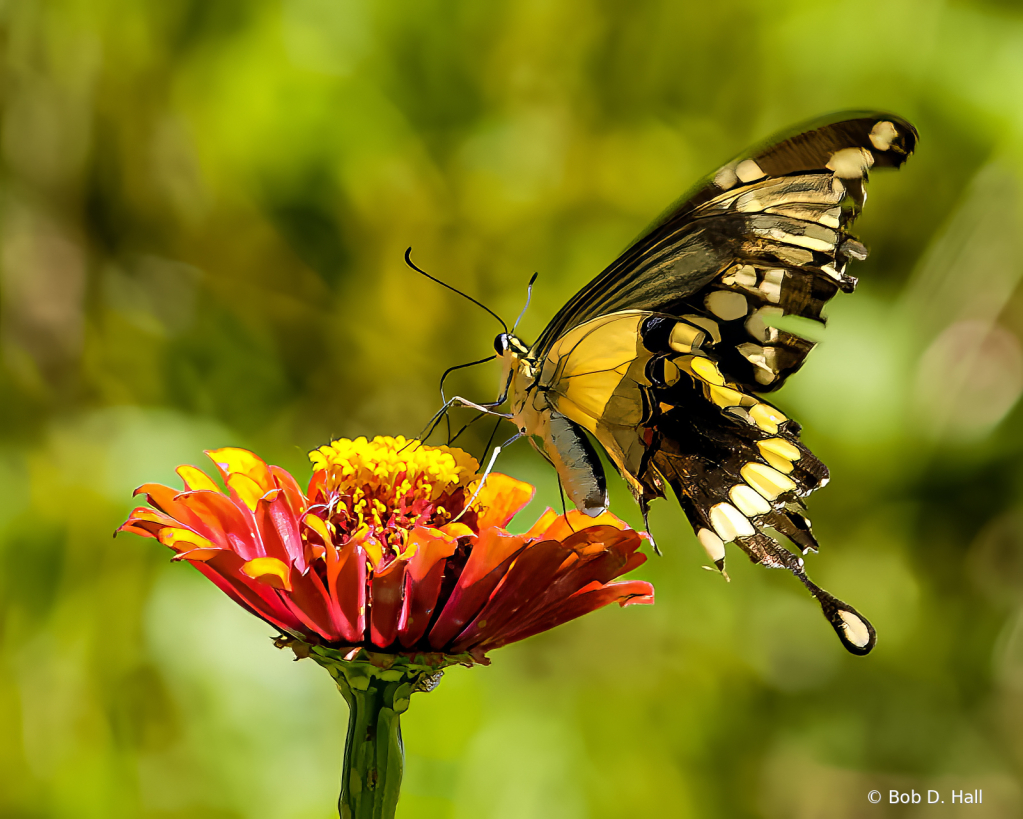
[{"x1": 487, "y1": 113, "x2": 917, "y2": 654}]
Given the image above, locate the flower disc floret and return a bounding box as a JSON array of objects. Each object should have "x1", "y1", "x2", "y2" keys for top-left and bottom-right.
[{"x1": 309, "y1": 436, "x2": 480, "y2": 543}]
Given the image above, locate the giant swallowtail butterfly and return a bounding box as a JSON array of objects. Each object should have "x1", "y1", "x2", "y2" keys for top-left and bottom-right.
[{"x1": 462, "y1": 113, "x2": 916, "y2": 655}]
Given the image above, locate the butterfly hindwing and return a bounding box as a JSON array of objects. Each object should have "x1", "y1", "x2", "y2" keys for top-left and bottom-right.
[{"x1": 534, "y1": 309, "x2": 876, "y2": 654}]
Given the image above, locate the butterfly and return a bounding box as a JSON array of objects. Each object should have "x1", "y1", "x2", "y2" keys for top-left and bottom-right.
[{"x1": 447, "y1": 113, "x2": 917, "y2": 655}]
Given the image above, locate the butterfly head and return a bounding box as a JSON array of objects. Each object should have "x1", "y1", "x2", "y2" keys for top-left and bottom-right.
[{"x1": 493, "y1": 332, "x2": 529, "y2": 358}]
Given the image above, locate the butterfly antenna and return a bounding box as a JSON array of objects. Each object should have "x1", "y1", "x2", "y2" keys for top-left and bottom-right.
[
  {"x1": 511, "y1": 272, "x2": 538, "y2": 333},
  {"x1": 405, "y1": 248, "x2": 508, "y2": 333}
]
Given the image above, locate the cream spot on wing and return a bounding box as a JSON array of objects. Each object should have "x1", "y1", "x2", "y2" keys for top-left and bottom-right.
[
  {"x1": 827, "y1": 146, "x2": 875, "y2": 179},
  {"x1": 758, "y1": 437, "x2": 800, "y2": 461},
  {"x1": 821, "y1": 206, "x2": 842, "y2": 229},
  {"x1": 669, "y1": 322, "x2": 705, "y2": 353},
  {"x1": 729, "y1": 484, "x2": 772, "y2": 516},
  {"x1": 868, "y1": 120, "x2": 897, "y2": 151},
  {"x1": 738, "y1": 341, "x2": 765, "y2": 363},
  {"x1": 759, "y1": 281, "x2": 781, "y2": 304},
  {"x1": 749, "y1": 402, "x2": 788, "y2": 434},
  {"x1": 708, "y1": 384, "x2": 745, "y2": 408},
  {"x1": 690, "y1": 356, "x2": 725, "y2": 386},
  {"x1": 721, "y1": 264, "x2": 758, "y2": 289},
  {"x1": 683, "y1": 315, "x2": 722, "y2": 344},
  {"x1": 661, "y1": 358, "x2": 683, "y2": 386},
  {"x1": 714, "y1": 166, "x2": 738, "y2": 190},
  {"x1": 735, "y1": 159, "x2": 766, "y2": 184},
  {"x1": 745, "y1": 306, "x2": 783, "y2": 343},
  {"x1": 697, "y1": 527, "x2": 726, "y2": 562},
  {"x1": 705, "y1": 290, "x2": 749, "y2": 321},
  {"x1": 736, "y1": 341, "x2": 780, "y2": 384},
  {"x1": 839, "y1": 610, "x2": 872, "y2": 648},
  {"x1": 759, "y1": 268, "x2": 785, "y2": 304},
  {"x1": 710, "y1": 502, "x2": 756, "y2": 542},
  {"x1": 820, "y1": 263, "x2": 842, "y2": 281},
  {"x1": 759, "y1": 449, "x2": 795, "y2": 472},
  {"x1": 724, "y1": 406, "x2": 752, "y2": 424},
  {"x1": 740, "y1": 462, "x2": 797, "y2": 500},
  {"x1": 757, "y1": 226, "x2": 835, "y2": 253}
]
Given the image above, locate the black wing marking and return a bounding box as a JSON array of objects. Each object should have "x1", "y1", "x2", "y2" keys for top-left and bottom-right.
[{"x1": 531, "y1": 112, "x2": 917, "y2": 393}]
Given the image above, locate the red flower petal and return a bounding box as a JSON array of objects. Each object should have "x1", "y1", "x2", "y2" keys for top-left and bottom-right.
[
  {"x1": 172, "y1": 490, "x2": 262, "y2": 560},
  {"x1": 397, "y1": 528, "x2": 458, "y2": 648},
  {"x1": 428, "y1": 529, "x2": 528, "y2": 649},
  {"x1": 328, "y1": 542, "x2": 367, "y2": 643},
  {"x1": 370, "y1": 558, "x2": 408, "y2": 648},
  {"x1": 447, "y1": 538, "x2": 569, "y2": 653},
  {"x1": 484, "y1": 579, "x2": 655, "y2": 649}
]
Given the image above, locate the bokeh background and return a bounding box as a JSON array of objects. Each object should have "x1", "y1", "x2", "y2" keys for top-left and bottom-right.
[{"x1": 3, "y1": 0, "x2": 1023, "y2": 816}]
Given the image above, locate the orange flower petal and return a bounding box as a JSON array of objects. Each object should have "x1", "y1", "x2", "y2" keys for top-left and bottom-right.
[
  {"x1": 270, "y1": 465, "x2": 307, "y2": 517},
  {"x1": 439, "y1": 521, "x2": 474, "y2": 539},
  {"x1": 522, "y1": 508, "x2": 559, "y2": 539},
  {"x1": 241, "y1": 557, "x2": 293, "y2": 591},
  {"x1": 448, "y1": 538, "x2": 569, "y2": 653},
  {"x1": 530, "y1": 508, "x2": 631, "y2": 542},
  {"x1": 206, "y1": 448, "x2": 275, "y2": 493},
  {"x1": 473, "y1": 473, "x2": 535, "y2": 529},
  {"x1": 303, "y1": 513, "x2": 332, "y2": 546},
  {"x1": 118, "y1": 507, "x2": 178, "y2": 538},
  {"x1": 175, "y1": 465, "x2": 221, "y2": 493},
  {"x1": 158, "y1": 527, "x2": 216, "y2": 554},
  {"x1": 330, "y1": 542, "x2": 368, "y2": 642},
  {"x1": 172, "y1": 547, "x2": 222, "y2": 562},
  {"x1": 225, "y1": 472, "x2": 271, "y2": 512}
]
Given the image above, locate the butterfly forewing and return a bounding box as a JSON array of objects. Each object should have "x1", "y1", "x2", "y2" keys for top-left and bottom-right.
[{"x1": 532, "y1": 113, "x2": 917, "y2": 393}]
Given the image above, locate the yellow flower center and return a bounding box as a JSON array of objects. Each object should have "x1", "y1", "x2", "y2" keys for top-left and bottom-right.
[{"x1": 309, "y1": 436, "x2": 480, "y2": 534}]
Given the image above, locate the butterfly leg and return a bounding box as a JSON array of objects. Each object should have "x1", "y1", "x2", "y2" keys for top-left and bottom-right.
[
  {"x1": 416, "y1": 395, "x2": 514, "y2": 445},
  {"x1": 449, "y1": 431, "x2": 524, "y2": 523}
]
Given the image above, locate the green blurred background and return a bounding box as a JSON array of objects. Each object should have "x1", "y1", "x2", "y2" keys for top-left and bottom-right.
[{"x1": 2, "y1": 0, "x2": 1023, "y2": 816}]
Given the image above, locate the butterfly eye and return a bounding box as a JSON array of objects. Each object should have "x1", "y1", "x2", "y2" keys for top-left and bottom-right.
[{"x1": 494, "y1": 334, "x2": 510, "y2": 355}]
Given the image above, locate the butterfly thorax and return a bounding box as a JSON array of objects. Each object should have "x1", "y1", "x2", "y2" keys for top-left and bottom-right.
[{"x1": 494, "y1": 332, "x2": 541, "y2": 434}]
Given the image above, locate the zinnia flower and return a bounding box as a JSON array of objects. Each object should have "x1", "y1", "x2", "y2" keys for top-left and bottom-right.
[{"x1": 119, "y1": 436, "x2": 653, "y2": 818}]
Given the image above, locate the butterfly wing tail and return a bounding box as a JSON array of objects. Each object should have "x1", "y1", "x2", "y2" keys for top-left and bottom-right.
[{"x1": 644, "y1": 425, "x2": 876, "y2": 655}]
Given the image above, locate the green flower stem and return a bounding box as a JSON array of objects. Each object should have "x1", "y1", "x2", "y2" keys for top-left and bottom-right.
[
  {"x1": 336, "y1": 671, "x2": 405, "y2": 819},
  {"x1": 306, "y1": 646, "x2": 461, "y2": 819}
]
